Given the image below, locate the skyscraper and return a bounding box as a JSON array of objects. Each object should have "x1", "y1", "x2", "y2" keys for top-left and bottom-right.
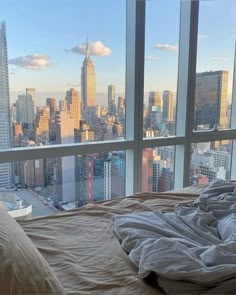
[
  {"x1": 26, "y1": 88, "x2": 36, "y2": 113},
  {"x1": 194, "y1": 70, "x2": 228, "y2": 129},
  {"x1": 55, "y1": 110, "x2": 75, "y2": 202},
  {"x1": 16, "y1": 94, "x2": 34, "y2": 124},
  {"x1": 81, "y1": 43, "x2": 96, "y2": 121},
  {"x1": 0, "y1": 21, "x2": 12, "y2": 188},
  {"x1": 108, "y1": 84, "x2": 115, "y2": 113},
  {"x1": 65, "y1": 88, "x2": 80, "y2": 128},
  {"x1": 162, "y1": 90, "x2": 175, "y2": 122},
  {"x1": 46, "y1": 98, "x2": 56, "y2": 118},
  {"x1": 34, "y1": 106, "x2": 50, "y2": 143},
  {"x1": 148, "y1": 91, "x2": 161, "y2": 114}
]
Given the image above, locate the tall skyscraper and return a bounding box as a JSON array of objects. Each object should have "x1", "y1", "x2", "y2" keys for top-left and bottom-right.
[
  {"x1": 55, "y1": 110, "x2": 75, "y2": 202},
  {"x1": 108, "y1": 84, "x2": 115, "y2": 113},
  {"x1": 34, "y1": 106, "x2": 50, "y2": 143},
  {"x1": 46, "y1": 98, "x2": 56, "y2": 118},
  {"x1": 59, "y1": 100, "x2": 67, "y2": 111},
  {"x1": 65, "y1": 88, "x2": 80, "y2": 128},
  {"x1": 16, "y1": 94, "x2": 34, "y2": 124},
  {"x1": 117, "y1": 96, "x2": 125, "y2": 120},
  {"x1": 194, "y1": 70, "x2": 228, "y2": 129},
  {"x1": 148, "y1": 91, "x2": 161, "y2": 114},
  {"x1": 162, "y1": 90, "x2": 175, "y2": 122},
  {"x1": 0, "y1": 21, "x2": 12, "y2": 188},
  {"x1": 26, "y1": 88, "x2": 36, "y2": 113},
  {"x1": 81, "y1": 43, "x2": 96, "y2": 120}
]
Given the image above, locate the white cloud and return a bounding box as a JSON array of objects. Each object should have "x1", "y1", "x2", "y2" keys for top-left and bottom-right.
[
  {"x1": 8, "y1": 54, "x2": 51, "y2": 70},
  {"x1": 155, "y1": 43, "x2": 178, "y2": 51},
  {"x1": 145, "y1": 55, "x2": 160, "y2": 61},
  {"x1": 67, "y1": 41, "x2": 111, "y2": 56}
]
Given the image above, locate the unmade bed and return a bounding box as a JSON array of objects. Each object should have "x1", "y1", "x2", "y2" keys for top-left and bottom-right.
[{"x1": 1, "y1": 181, "x2": 235, "y2": 294}]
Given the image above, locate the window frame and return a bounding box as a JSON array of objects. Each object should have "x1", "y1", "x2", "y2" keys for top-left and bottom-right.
[{"x1": 0, "y1": 0, "x2": 236, "y2": 196}]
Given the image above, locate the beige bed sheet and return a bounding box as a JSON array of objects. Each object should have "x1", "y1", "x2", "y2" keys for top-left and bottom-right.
[{"x1": 20, "y1": 189, "x2": 201, "y2": 295}]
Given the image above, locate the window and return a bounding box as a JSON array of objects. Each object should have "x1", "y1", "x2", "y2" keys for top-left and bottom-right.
[
  {"x1": 142, "y1": 146, "x2": 175, "y2": 192},
  {"x1": 144, "y1": 0, "x2": 180, "y2": 138},
  {"x1": 1, "y1": 0, "x2": 236, "y2": 217},
  {"x1": 194, "y1": 0, "x2": 236, "y2": 131},
  {"x1": 191, "y1": 141, "x2": 232, "y2": 185}
]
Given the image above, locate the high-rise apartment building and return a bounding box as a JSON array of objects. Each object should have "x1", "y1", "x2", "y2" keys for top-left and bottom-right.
[
  {"x1": 162, "y1": 90, "x2": 175, "y2": 122},
  {"x1": 0, "y1": 21, "x2": 12, "y2": 188},
  {"x1": 117, "y1": 96, "x2": 125, "y2": 120},
  {"x1": 65, "y1": 88, "x2": 80, "y2": 128},
  {"x1": 194, "y1": 70, "x2": 228, "y2": 129},
  {"x1": 74, "y1": 121, "x2": 94, "y2": 143},
  {"x1": 55, "y1": 110, "x2": 75, "y2": 202},
  {"x1": 46, "y1": 98, "x2": 56, "y2": 118},
  {"x1": 108, "y1": 84, "x2": 115, "y2": 113},
  {"x1": 16, "y1": 94, "x2": 34, "y2": 124},
  {"x1": 34, "y1": 106, "x2": 50, "y2": 143},
  {"x1": 26, "y1": 88, "x2": 36, "y2": 113},
  {"x1": 59, "y1": 100, "x2": 67, "y2": 111},
  {"x1": 148, "y1": 91, "x2": 161, "y2": 114},
  {"x1": 81, "y1": 45, "x2": 96, "y2": 120},
  {"x1": 75, "y1": 155, "x2": 94, "y2": 207}
]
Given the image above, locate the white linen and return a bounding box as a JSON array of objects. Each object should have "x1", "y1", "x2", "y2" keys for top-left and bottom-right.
[{"x1": 112, "y1": 179, "x2": 236, "y2": 294}]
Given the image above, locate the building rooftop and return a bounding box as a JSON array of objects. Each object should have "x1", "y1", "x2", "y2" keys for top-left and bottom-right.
[{"x1": 0, "y1": 188, "x2": 58, "y2": 219}]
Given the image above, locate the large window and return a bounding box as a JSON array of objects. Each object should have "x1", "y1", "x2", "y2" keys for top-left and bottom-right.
[
  {"x1": 6, "y1": 151, "x2": 125, "y2": 216},
  {"x1": 194, "y1": 0, "x2": 236, "y2": 131},
  {"x1": 1, "y1": 0, "x2": 236, "y2": 216},
  {"x1": 4, "y1": 0, "x2": 126, "y2": 148},
  {"x1": 144, "y1": 0, "x2": 180, "y2": 138}
]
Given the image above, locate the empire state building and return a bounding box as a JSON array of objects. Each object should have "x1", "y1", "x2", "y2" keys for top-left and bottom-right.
[
  {"x1": 0, "y1": 21, "x2": 12, "y2": 188},
  {"x1": 81, "y1": 43, "x2": 96, "y2": 121}
]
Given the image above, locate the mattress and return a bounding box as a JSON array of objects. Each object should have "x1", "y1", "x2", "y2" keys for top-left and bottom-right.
[{"x1": 19, "y1": 187, "x2": 200, "y2": 295}]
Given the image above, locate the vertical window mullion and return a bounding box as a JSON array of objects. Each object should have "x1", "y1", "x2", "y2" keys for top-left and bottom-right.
[
  {"x1": 174, "y1": 0, "x2": 199, "y2": 188},
  {"x1": 230, "y1": 43, "x2": 236, "y2": 180},
  {"x1": 125, "y1": 0, "x2": 145, "y2": 195}
]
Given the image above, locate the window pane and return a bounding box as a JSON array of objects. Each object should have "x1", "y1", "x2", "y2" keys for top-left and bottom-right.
[
  {"x1": 142, "y1": 146, "x2": 175, "y2": 192},
  {"x1": 1, "y1": 151, "x2": 125, "y2": 219},
  {"x1": 1, "y1": 0, "x2": 126, "y2": 154},
  {"x1": 194, "y1": 0, "x2": 235, "y2": 131},
  {"x1": 190, "y1": 141, "x2": 232, "y2": 185},
  {"x1": 143, "y1": 0, "x2": 180, "y2": 138}
]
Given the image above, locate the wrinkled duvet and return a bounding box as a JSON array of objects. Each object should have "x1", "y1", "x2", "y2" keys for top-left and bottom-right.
[{"x1": 112, "y1": 179, "x2": 236, "y2": 294}]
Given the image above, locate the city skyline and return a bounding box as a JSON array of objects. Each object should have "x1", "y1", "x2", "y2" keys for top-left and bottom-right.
[
  {"x1": 0, "y1": 2, "x2": 235, "y2": 204},
  {"x1": 1, "y1": 0, "x2": 236, "y2": 105}
]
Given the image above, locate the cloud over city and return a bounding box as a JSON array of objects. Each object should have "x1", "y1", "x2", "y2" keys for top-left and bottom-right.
[
  {"x1": 155, "y1": 43, "x2": 178, "y2": 51},
  {"x1": 8, "y1": 54, "x2": 52, "y2": 70},
  {"x1": 67, "y1": 41, "x2": 111, "y2": 56},
  {"x1": 145, "y1": 55, "x2": 160, "y2": 61}
]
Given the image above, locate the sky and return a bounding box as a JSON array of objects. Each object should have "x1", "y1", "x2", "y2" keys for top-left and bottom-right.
[{"x1": 1, "y1": 0, "x2": 236, "y2": 106}]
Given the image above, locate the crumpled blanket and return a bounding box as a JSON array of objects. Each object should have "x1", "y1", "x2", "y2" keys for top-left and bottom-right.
[{"x1": 112, "y1": 179, "x2": 236, "y2": 294}]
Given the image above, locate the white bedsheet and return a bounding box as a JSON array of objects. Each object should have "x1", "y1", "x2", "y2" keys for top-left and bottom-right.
[{"x1": 112, "y1": 179, "x2": 236, "y2": 294}]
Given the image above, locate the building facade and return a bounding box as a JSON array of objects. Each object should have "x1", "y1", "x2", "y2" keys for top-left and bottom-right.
[
  {"x1": 194, "y1": 70, "x2": 228, "y2": 129},
  {"x1": 81, "y1": 45, "x2": 96, "y2": 121},
  {"x1": 65, "y1": 88, "x2": 80, "y2": 129},
  {"x1": 108, "y1": 84, "x2": 115, "y2": 113},
  {"x1": 0, "y1": 21, "x2": 12, "y2": 188},
  {"x1": 162, "y1": 90, "x2": 175, "y2": 122}
]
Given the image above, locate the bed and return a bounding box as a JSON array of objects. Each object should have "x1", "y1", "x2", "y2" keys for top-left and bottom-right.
[{"x1": 0, "y1": 181, "x2": 235, "y2": 294}]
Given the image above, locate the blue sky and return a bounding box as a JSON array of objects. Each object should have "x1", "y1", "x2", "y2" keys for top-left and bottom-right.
[{"x1": 1, "y1": 0, "x2": 236, "y2": 105}]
